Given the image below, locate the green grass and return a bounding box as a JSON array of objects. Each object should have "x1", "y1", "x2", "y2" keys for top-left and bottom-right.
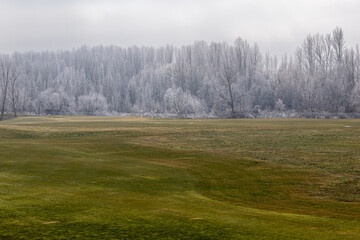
[{"x1": 1, "y1": 116, "x2": 360, "y2": 239}]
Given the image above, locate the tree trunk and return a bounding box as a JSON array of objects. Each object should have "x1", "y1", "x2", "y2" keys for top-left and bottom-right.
[
  {"x1": 12, "y1": 100, "x2": 17, "y2": 117},
  {"x1": 0, "y1": 91, "x2": 7, "y2": 120}
]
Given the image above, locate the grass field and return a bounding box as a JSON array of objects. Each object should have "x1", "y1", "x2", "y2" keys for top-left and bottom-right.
[{"x1": 1, "y1": 116, "x2": 360, "y2": 239}]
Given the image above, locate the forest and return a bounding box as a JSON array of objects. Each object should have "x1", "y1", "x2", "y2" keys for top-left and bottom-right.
[{"x1": 0, "y1": 27, "x2": 359, "y2": 119}]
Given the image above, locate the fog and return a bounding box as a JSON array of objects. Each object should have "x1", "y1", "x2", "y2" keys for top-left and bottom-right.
[{"x1": 1, "y1": 0, "x2": 360, "y2": 56}]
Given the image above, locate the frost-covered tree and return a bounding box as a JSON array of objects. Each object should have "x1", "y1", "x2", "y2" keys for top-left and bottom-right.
[
  {"x1": 275, "y1": 99, "x2": 286, "y2": 111},
  {"x1": 38, "y1": 88, "x2": 74, "y2": 115},
  {"x1": 77, "y1": 92, "x2": 108, "y2": 115},
  {"x1": 8, "y1": 71, "x2": 22, "y2": 117},
  {"x1": 0, "y1": 56, "x2": 19, "y2": 120},
  {"x1": 0, "y1": 27, "x2": 358, "y2": 118},
  {"x1": 164, "y1": 87, "x2": 202, "y2": 116},
  {"x1": 212, "y1": 43, "x2": 239, "y2": 116}
]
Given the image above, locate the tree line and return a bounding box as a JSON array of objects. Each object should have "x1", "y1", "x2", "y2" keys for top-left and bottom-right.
[{"x1": 0, "y1": 27, "x2": 359, "y2": 118}]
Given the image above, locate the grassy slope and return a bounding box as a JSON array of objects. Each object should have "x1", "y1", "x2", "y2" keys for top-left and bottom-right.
[{"x1": 0, "y1": 116, "x2": 360, "y2": 239}]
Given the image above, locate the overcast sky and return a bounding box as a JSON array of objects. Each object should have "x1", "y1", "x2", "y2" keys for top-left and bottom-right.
[{"x1": 1, "y1": 0, "x2": 359, "y2": 56}]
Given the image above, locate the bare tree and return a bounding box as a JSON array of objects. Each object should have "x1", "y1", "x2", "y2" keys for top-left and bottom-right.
[
  {"x1": 331, "y1": 27, "x2": 346, "y2": 112},
  {"x1": 213, "y1": 45, "x2": 238, "y2": 116},
  {"x1": 332, "y1": 27, "x2": 345, "y2": 64},
  {"x1": 0, "y1": 27, "x2": 356, "y2": 117},
  {"x1": 302, "y1": 35, "x2": 316, "y2": 111},
  {"x1": 8, "y1": 70, "x2": 22, "y2": 117},
  {"x1": 0, "y1": 56, "x2": 19, "y2": 120}
]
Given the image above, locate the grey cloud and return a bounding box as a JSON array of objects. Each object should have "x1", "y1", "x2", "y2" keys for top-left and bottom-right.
[{"x1": 0, "y1": 0, "x2": 359, "y2": 56}]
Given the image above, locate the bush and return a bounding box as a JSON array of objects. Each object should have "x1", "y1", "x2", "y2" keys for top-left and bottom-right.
[
  {"x1": 77, "y1": 92, "x2": 108, "y2": 115},
  {"x1": 37, "y1": 88, "x2": 74, "y2": 115}
]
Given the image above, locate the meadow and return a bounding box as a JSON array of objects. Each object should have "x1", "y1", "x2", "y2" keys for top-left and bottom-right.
[{"x1": 0, "y1": 116, "x2": 360, "y2": 239}]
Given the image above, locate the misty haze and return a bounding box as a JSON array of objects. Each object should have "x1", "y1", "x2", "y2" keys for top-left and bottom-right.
[{"x1": 1, "y1": 1, "x2": 360, "y2": 239}]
